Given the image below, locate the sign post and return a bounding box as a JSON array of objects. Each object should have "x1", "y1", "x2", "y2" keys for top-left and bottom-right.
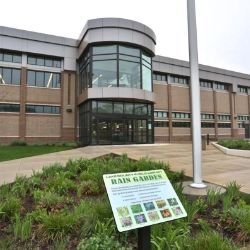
[{"x1": 103, "y1": 169, "x2": 187, "y2": 247}]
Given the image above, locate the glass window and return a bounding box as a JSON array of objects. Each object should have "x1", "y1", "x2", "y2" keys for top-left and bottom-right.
[
  {"x1": 134, "y1": 104, "x2": 147, "y2": 115},
  {"x1": 142, "y1": 65, "x2": 152, "y2": 91},
  {"x1": 36, "y1": 72, "x2": 44, "y2": 87},
  {"x1": 162, "y1": 75, "x2": 166, "y2": 81},
  {"x1": 114, "y1": 102, "x2": 123, "y2": 114},
  {"x1": 142, "y1": 51, "x2": 151, "y2": 64},
  {"x1": 44, "y1": 106, "x2": 52, "y2": 113},
  {"x1": 13, "y1": 55, "x2": 21, "y2": 63},
  {"x1": 28, "y1": 57, "x2": 36, "y2": 65},
  {"x1": 45, "y1": 59, "x2": 53, "y2": 67},
  {"x1": 53, "y1": 60, "x2": 61, "y2": 68},
  {"x1": 98, "y1": 101, "x2": 113, "y2": 113},
  {"x1": 93, "y1": 54, "x2": 117, "y2": 61},
  {"x1": 37, "y1": 58, "x2": 44, "y2": 66},
  {"x1": 27, "y1": 71, "x2": 36, "y2": 86},
  {"x1": 35, "y1": 106, "x2": 43, "y2": 113},
  {"x1": 92, "y1": 60, "x2": 117, "y2": 88},
  {"x1": 0, "y1": 53, "x2": 3, "y2": 61},
  {"x1": 52, "y1": 73, "x2": 60, "y2": 88},
  {"x1": 92, "y1": 101, "x2": 97, "y2": 113},
  {"x1": 156, "y1": 75, "x2": 161, "y2": 81},
  {"x1": 119, "y1": 61, "x2": 140, "y2": 88},
  {"x1": 12, "y1": 69, "x2": 21, "y2": 85},
  {"x1": 45, "y1": 72, "x2": 51, "y2": 88},
  {"x1": 3, "y1": 68, "x2": 11, "y2": 84},
  {"x1": 119, "y1": 54, "x2": 140, "y2": 63},
  {"x1": 124, "y1": 103, "x2": 133, "y2": 114},
  {"x1": 93, "y1": 45, "x2": 117, "y2": 55},
  {"x1": 119, "y1": 45, "x2": 140, "y2": 57},
  {"x1": 4, "y1": 54, "x2": 12, "y2": 62}
]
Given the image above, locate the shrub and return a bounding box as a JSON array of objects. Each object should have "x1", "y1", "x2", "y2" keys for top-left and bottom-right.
[
  {"x1": 0, "y1": 197, "x2": 22, "y2": 220},
  {"x1": 11, "y1": 140, "x2": 27, "y2": 146},
  {"x1": 226, "y1": 181, "x2": 242, "y2": 200}
]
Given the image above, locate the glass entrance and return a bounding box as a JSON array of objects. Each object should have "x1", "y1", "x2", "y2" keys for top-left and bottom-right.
[{"x1": 97, "y1": 118, "x2": 148, "y2": 144}]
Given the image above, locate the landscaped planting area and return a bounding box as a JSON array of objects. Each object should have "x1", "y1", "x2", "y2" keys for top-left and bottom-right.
[
  {"x1": 0, "y1": 154, "x2": 250, "y2": 249},
  {"x1": 218, "y1": 139, "x2": 250, "y2": 150}
]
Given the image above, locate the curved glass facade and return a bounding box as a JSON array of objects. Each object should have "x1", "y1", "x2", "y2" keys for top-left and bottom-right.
[{"x1": 79, "y1": 44, "x2": 152, "y2": 93}]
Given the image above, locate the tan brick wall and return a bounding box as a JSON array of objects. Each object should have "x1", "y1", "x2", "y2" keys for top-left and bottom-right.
[
  {"x1": 201, "y1": 128, "x2": 215, "y2": 136},
  {"x1": 172, "y1": 127, "x2": 191, "y2": 135},
  {"x1": 0, "y1": 114, "x2": 19, "y2": 136},
  {"x1": 171, "y1": 86, "x2": 190, "y2": 111},
  {"x1": 153, "y1": 84, "x2": 168, "y2": 109},
  {"x1": 61, "y1": 72, "x2": 76, "y2": 128},
  {"x1": 216, "y1": 92, "x2": 230, "y2": 113},
  {"x1": 26, "y1": 87, "x2": 61, "y2": 104},
  {"x1": 0, "y1": 85, "x2": 20, "y2": 102},
  {"x1": 237, "y1": 94, "x2": 249, "y2": 114},
  {"x1": 154, "y1": 127, "x2": 169, "y2": 136},
  {"x1": 200, "y1": 90, "x2": 214, "y2": 113},
  {"x1": 217, "y1": 128, "x2": 231, "y2": 138},
  {"x1": 26, "y1": 115, "x2": 60, "y2": 136}
]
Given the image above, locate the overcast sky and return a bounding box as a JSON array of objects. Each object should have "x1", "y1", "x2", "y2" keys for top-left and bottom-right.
[{"x1": 1, "y1": 0, "x2": 250, "y2": 74}]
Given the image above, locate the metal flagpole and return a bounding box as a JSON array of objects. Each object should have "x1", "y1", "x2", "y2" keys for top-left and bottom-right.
[{"x1": 187, "y1": 0, "x2": 206, "y2": 188}]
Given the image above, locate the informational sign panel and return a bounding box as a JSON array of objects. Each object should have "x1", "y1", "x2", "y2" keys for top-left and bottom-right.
[{"x1": 103, "y1": 169, "x2": 187, "y2": 232}]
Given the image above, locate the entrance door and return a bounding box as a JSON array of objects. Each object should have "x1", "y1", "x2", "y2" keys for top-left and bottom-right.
[
  {"x1": 112, "y1": 119, "x2": 124, "y2": 144},
  {"x1": 98, "y1": 118, "x2": 111, "y2": 144},
  {"x1": 124, "y1": 120, "x2": 134, "y2": 144},
  {"x1": 134, "y1": 120, "x2": 147, "y2": 143}
]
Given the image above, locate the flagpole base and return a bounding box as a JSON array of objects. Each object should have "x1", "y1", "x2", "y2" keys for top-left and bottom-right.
[{"x1": 189, "y1": 183, "x2": 207, "y2": 189}]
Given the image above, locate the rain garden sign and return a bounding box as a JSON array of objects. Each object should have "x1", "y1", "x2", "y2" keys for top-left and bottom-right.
[{"x1": 103, "y1": 169, "x2": 187, "y2": 232}]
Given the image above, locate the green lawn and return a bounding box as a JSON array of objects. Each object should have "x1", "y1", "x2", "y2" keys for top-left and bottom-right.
[{"x1": 0, "y1": 146, "x2": 74, "y2": 162}]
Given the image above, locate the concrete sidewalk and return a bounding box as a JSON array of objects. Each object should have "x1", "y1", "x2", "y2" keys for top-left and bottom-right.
[{"x1": 1, "y1": 143, "x2": 250, "y2": 193}]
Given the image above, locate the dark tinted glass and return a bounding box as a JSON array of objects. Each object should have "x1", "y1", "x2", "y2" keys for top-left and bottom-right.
[
  {"x1": 0, "y1": 53, "x2": 3, "y2": 61},
  {"x1": 37, "y1": 58, "x2": 44, "y2": 66},
  {"x1": 124, "y1": 103, "x2": 133, "y2": 114},
  {"x1": 93, "y1": 45, "x2": 116, "y2": 55},
  {"x1": 3, "y1": 68, "x2": 11, "y2": 84},
  {"x1": 44, "y1": 106, "x2": 52, "y2": 113},
  {"x1": 45, "y1": 59, "x2": 53, "y2": 67},
  {"x1": 27, "y1": 71, "x2": 36, "y2": 86},
  {"x1": 98, "y1": 101, "x2": 112, "y2": 113},
  {"x1": 28, "y1": 57, "x2": 36, "y2": 65},
  {"x1": 35, "y1": 106, "x2": 43, "y2": 113},
  {"x1": 13, "y1": 55, "x2": 22, "y2": 63},
  {"x1": 12, "y1": 69, "x2": 21, "y2": 85},
  {"x1": 36, "y1": 72, "x2": 44, "y2": 87},
  {"x1": 4, "y1": 54, "x2": 12, "y2": 62},
  {"x1": 53, "y1": 60, "x2": 61, "y2": 68}
]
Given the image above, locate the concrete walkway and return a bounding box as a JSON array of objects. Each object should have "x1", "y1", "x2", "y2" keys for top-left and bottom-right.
[{"x1": 1, "y1": 143, "x2": 250, "y2": 193}]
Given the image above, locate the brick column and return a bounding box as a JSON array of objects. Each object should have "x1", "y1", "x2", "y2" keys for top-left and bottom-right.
[
  {"x1": 168, "y1": 84, "x2": 172, "y2": 142},
  {"x1": 213, "y1": 89, "x2": 218, "y2": 139},
  {"x1": 19, "y1": 67, "x2": 27, "y2": 141}
]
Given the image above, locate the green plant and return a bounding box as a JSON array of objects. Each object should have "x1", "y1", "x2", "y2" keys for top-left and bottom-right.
[
  {"x1": 197, "y1": 218, "x2": 211, "y2": 233},
  {"x1": 12, "y1": 175, "x2": 29, "y2": 197},
  {"x1": 182, "y1": 199, "x2": 199, "y2": 223},
  {"x1": 42, "y1": 163, "x2": 65, "y2": 178},
  {"x1": 11, "y1": 140, "x2": 27, "y2": 146},
  {"x1": 226, "y1": 181, "x2": 242, "y2": 200},
  {"x1": 195, "y1": 197, "x2": 208, "y2": 213},
  {"x1": 206, "y1": 187, "x2": 222, "y2": 206},
  {"x1": 37, "y1": 210, "x2": 78, "y2": 241},
  {"x1": 77, "y1": 180, "x2": 100, "y2": 196},
  {"x1": 151, "y1": 223, "x2": 189, "y2": 250},
  {"x1": 12, "y1": 213, "x2": 32, "y2": 242},
  {"x1": 222, "y1": 195, "x2": 233, "y2": 212},
  {"x1": 184, "y1": 230, "x2": 237, "y2": 250},
  {"x1": 77, "y1": 233, "x2": 133, "y2": 250},
  {"x1": 34, "y1": 191, "x2": 64, "y2": 210},
  {"x1": 0, "y1": 197, "x2": 22, "y2": 220},
  {"x1": 212, "y1": 209, "x2": 220, "y2": 218},
  {"x1": 242, "y1": 193, "x2": 250, "y2": 205},
  {"x1": 0, "y1": 183, "x2": 12, "y2": 200}
]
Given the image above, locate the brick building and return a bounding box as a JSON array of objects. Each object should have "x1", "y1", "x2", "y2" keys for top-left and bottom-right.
[{"x1": 0, "y1": 18, "x2": 249, "y2": 145}]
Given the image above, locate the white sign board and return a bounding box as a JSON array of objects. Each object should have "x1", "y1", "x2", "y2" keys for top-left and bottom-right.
[{"x1": 103, "y1": 169, "x2": 187, "y2": 232}]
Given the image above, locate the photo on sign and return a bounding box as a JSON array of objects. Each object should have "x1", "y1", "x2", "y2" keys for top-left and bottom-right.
[
  {"x1": 160, "y1": 209, "x2": 172, "y2": 218},
  {"x1": 120, "y1": 216, "x2": 133, "y2": 228},
  {"x1": 134, "y1": 214, "x2": 147, "y2": 224},
  {"x1": 143, "y1": 202, "x2": 155, "y2": 211},
  {"x1": 156, "y1": 199, "x2": 167, "y2": 209},
  {"x1": 117, "y1": 206, "x2": 129, "y2": 217},
  {"x1": 130, "y1": 204, "x2": 143, "y2": 214},
  {"x1": 167, "y1": 198, "x2": 179, "y2": 206},
  {"x1": 147, "y1": 211, "x2": 160, "y2": 221},
  {"x1": 171, "y1": 206, "x2": 183, "y2": 216}
]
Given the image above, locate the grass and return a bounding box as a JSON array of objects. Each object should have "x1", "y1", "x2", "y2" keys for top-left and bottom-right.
[{"x1": 0, "y1": 145, "x2": 75, "y2": 162}]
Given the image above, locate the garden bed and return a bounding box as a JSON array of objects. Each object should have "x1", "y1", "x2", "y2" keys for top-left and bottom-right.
[{"x1": 0, "y1": 154, "x2": 250, "y2": 249}]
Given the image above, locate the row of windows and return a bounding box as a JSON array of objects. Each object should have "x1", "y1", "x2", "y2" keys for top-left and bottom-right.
[
  {"x1": 0, "y1": 67, "x2": 21, "y2": 85},
  {"x1": 27, "y1": 71, "x2": 61, "y2": 88},
  {"x1": 201, "y1": 114, "x2": 214, "y2": 119},
  {"x1": 153, "y1": 73, "x2": 166, "y2": 81},
  {"x1": 0, "y1": 51, "x2": 21, "y2": 63},
  {"x1": 154, "y1": 111, "x2": 168, "y2": 118},
  {"x1": 155, "y1": 121, "x2": 231, "y2": 128},
  {"x1": 238, "y1": 86, "x2": 247, "y2": 93},
  {"x1": 172, "y1": 112, "x2": 190, "y2": 118},
  {"x1": 26, "y1": 105, "x2": 60, "y2": 114},
  {"x1": 27, "y1": 56, "x2": 61, "y2": 68},
  {"x1": 91, "y1": 101, "x2": 152, "y2": 116},
  {"x1": 200, "y1": 80, "x2": 212, "y2": 88},
  {"x1": 0, "y1": 103, "x2": 20, "y2": 112},
  {"x1": 217, "y1": 115, "x2": 230, "y2": 120},
  {"x1": 238, "y1": 116, "x2": 249, "y2": 121},
  {"x1": 170, "y1": 76, "x2": 188, "y2": 85}
]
